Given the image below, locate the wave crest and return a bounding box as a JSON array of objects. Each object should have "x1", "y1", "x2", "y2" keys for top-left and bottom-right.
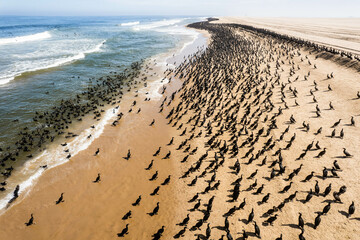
[
  {"x1": 119, "y1": 21, "x2": 140, "y2": 26},
  {"x1": 133, "y1": 18, "x2": 185, "y2": 31},
  {"x1": 0, "y1": 40, "x2": 106, "y2": 86},
  {"x1": 0, "y1": 31, "x2": 51, "y2": 45}
]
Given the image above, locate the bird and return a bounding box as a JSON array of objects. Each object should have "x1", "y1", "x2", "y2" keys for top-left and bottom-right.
[
  {"x1": 303, "y1": 171, "x2": 315, "y2": 182},
  {"x1": 339, "y1": 129, "x2": 344, "y2": 139},
  {"x1": 255, "y1": 184, "x2": 264, "y2": 195},
  {"x1": 331, "y1": 119, "x2": 341, "y2": 128},
  {"x1": 343, "y1": 148, "x2": 352, "y2": 157},
  {"x1": 298, "y1": 213, "x2": 304, "y2": 229},
  {"x1": 149, "y1": 171, "x2": 158, "y2": 181},
  {"x1": 190, "y1": 199, "x2": 201, "y2": 212},
  {"x1": 145, "y1": 160, "x2": 154, "y2": 170},
  {"x1": 259, "y1": 193, "x2": 270, "y2": 205},
  {"x1": 316, "y1": 148, "x2": 326, "y2": 158},
  {"x1": 242, "y1": 229, "x2": 248, "y2": 239},
  {"x1": 117, "y1": 224, "x2": 129, "y2": 237},
  {"x1": 190, "y1": 219, "x2": 204, "y2": 231},
  {"x1": 265, "y1": 214, "x2": 278, "y2": 225},
  {"x1": 238, "y1": 198, "x2": 246, "y2": 210},
  {"x1": 173, "y1": 227, "x2": 187, "y2": 239},
  {"x1": 153, "y1": 147, "x2": 161, "y2": 156},
  {"x1": 247, "y1": 208, "x2": 254, "y2": 223},
  {"x1": 299, "y1": 228, "x2": 306, "y2": 240},
  {"x1": 132, "y1": 195, "x2": 141, "y2": 206},
  {"x1": 149, "y1": 119, "x2": 155, "y2": 126},
  {"x1": 350, "y1": 116, "x2": 355, "y2": 126},
  {"x1": 333, "y1": 191, "x2": 342, "y2": 203},
  {"x1": 226, "y1": 230, "x2": 233, "y2": 240},
  {"x1": 150, "y1": 186, "x2": 160, "y2": 196},
  {"x1": 122, "y1": 211, "x2": 132, "y2": 220},
  {"x1": 55, "y1": 193, "x2": 64, "y2": 204},
  {"x1": 304, "y1": 190, "x2": 313, "y2": 203},
  {"x1": 224, "y1": 216, "x2": 229, "y2": 231},
  {"x1": 162, "y1": 151, "x2": 171, "y2": 159},
  {"x1": 152, "y1": 226, "x2": 164, "y2": 240},
  {"x1": 289, "y1": 115, "x2": 296, "y2": 124},
  {"x1": 323, "y1": 183, "x2": 332, "y2": 197},
  {"x1": 333, "y1": 160, "x2": 341, "y2": 170},
  {"x1": 348, "y1": 201, "x2": 355, "y2": 218},
  {"x1": 167, "y1": 137, "x2": 174, "y2": 145},
  {"x1": 314, "y1": 180, "x2": 320, "y2": 195},
  {"x1": 330, "y1": 129, "x2": 336, "y2": 138},
  {"x1": 93, "y1": 173, "x2": 101, "y2": 183},
  {"x1": 247, "y1": 170, "x2": 258, "y2": 179},
  {"x1": 123, "y1": 149, "x2": 131, "y2": 160},
  {"x1": 315, "y1": 127, "x2": 322, "y2": 135},
  {"x1": 177, "y1": 214, "x2": 190, "y2": 226},
  {"x1": 205, "y1": 223, "x2": 211, "y2": 239},
  {"x1": 161, "y1": 175, "x2": 171, "y2": 185},
  {"x1": 322, "y1": 167, "x2": 328, "y2": 179},
  {"x1": 280, "y1": 182, "x2": 292, "y2": 193},
  {"x1": 314, "y1": 213, "x2": 321, "y2": 229},
  {"x1": 322, "y1": 202, "x2": 331, "y2": 215},
  {"x1": 94, "y1": 148, "x2": 100, "y2": 156},
  {"x1": 148, "y1": 202, "x2": 160, "y2": 216},
  {"x1": 25, "y1": 214, "x2": 34, "y2": 226},
  {"x1": 275, "y1": 234, "x2": 283, "y2": 240},
  {"x1": 254, "y1": 221, "x2": 261, "y2": 237}
]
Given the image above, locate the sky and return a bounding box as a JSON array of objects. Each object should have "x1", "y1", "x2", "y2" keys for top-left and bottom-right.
[{"x1": 1, "y1": 0, "x2": 360, "y2": 17}]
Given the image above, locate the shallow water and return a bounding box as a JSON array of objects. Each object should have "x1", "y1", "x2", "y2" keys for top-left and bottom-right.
[
  {"x1": 0, "y1": 16, "x2": 204, "y2": 144},
  {"x1": 0, "y1": 15, "x2": 207, "y2": 211}
]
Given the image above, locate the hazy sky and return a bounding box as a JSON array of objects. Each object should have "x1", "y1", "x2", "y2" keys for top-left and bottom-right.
[{"x1": 1, "y1": 0, "x2": 359, "y2": 17}]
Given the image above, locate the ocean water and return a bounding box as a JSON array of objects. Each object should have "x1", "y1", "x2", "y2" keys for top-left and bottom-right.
[
  {"x1": 0, "y1": 16, "x2": 204, "y2": 144},
  {"x1": 0, "y1": 16, "x2": 206, "y2": 211}
]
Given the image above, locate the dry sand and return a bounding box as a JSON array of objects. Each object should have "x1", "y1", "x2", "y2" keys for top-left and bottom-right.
[
  {"x1": 217, "y1": 17, "x2": 360, "y2": 55},
  {"x1": 0, "y1": 18, "x2": 359, "y2": 240}
]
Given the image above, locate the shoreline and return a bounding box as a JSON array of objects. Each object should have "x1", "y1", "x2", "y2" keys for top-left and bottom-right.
[
  {"x1": 0, "y1": 26, "x2": 208, "y2": 213},
  {"x1": 0, "y1": 26, "x2": 209, "y2": 239},
  {"x1": 1, "y1": 17, "x2": 360, "y2": 240}
]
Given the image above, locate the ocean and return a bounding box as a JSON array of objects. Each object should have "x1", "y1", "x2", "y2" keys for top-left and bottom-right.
[{"x1": 0, "y1": 15, "x2": 206, "y2": 211}]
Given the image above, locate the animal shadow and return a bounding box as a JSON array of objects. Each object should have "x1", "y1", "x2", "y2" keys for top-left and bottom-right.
[{"x1": 282, "y1": 223, "x2": 300, "y2": 229}]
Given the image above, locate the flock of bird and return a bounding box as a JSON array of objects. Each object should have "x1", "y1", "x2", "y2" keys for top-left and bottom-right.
[
  {"x1": 0, "y1": 61, "x2": 144, "y2": 186},
  {"x1": 11, "y1": 18, "x2": 360, "y2": 239}
]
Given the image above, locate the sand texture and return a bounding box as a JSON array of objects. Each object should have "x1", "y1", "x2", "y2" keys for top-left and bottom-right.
[
  {"x1": 0, "y1": 19, "x2": 359, "y2": 240},
  {"x1": 216, "y1": 17, "x2": 360, "y2": 56}
]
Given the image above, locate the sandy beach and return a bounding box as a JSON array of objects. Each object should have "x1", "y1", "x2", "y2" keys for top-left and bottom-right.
[
  {"x1": 0, "y1": 17, "x2": 360, "y2": 240},
  {"x1": 216, "y1": 17, "x2": 360, "y2": 56}
]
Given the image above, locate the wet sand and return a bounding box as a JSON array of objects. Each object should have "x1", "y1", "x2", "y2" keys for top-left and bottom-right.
[
  {"x1": 0, "y1": 31, "x2": 209, "y2": 240},
  {"x1": 0, "y1": 19, "x2": 360, "y2": 240}
]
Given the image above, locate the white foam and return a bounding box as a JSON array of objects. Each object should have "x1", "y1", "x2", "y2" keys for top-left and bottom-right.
[
  {"x1": 0, "y1": 76, "x2": 13, "y2": 85},
  {"x1": 0, "y1": 105, "x2": 120, "y2": 212},
  {"x1": 0, "y1": 40, "x2": 106, "y2": 86},
  {"x1": 120, "y1": 21, "x2": 140, "y2": 26},
  {"x1": 0, "y1": 31, "x2": 51, "y2": 46},
  {"x1": 139, "y1": 77, "x2": 169, "y2": 100},
  {"x1": 133, "y1": 18, "x2": 185, "y2": 31},
  {"x1": 179, "y1": 31, "x2": 200, "y2": 52}
]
